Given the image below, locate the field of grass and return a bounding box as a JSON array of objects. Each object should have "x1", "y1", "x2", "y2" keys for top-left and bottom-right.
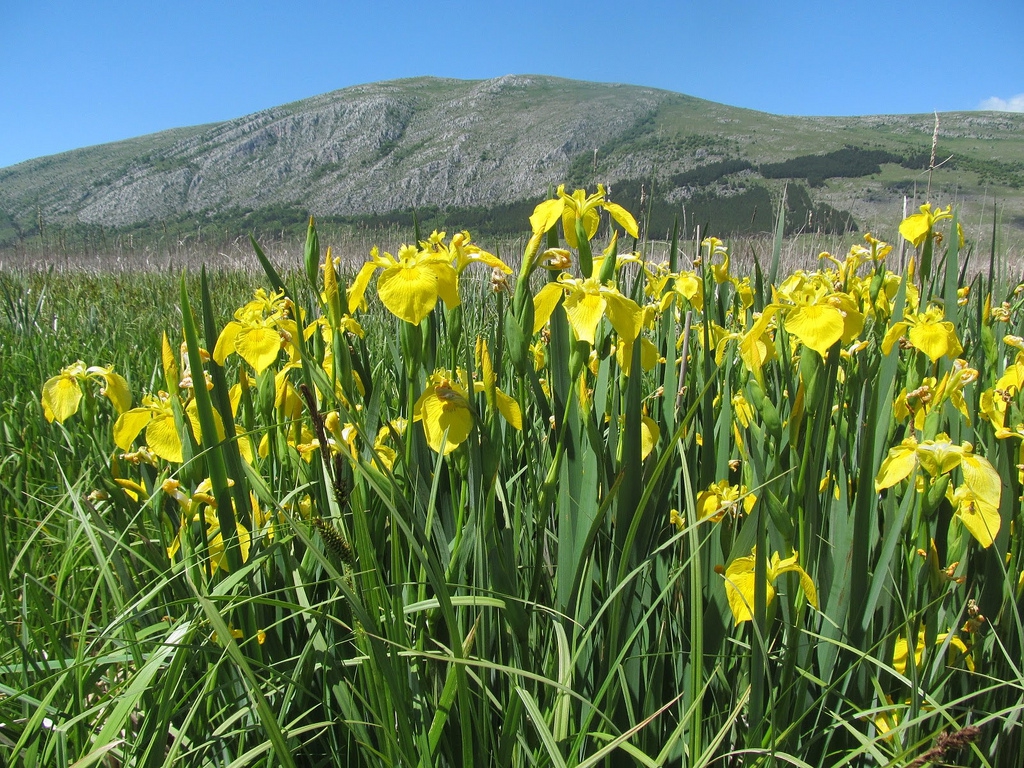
[{"x1": 1, "y1": 190, "x2": 1023, "y2": 766}]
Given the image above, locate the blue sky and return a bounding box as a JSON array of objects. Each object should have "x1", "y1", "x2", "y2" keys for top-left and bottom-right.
[{"x1": 2, "y1": 0, "x2": 1021, "y2": 169}]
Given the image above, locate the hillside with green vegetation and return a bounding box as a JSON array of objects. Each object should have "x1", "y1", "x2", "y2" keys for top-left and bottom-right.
[{"x1": 1, "y1": 75, "x2": 1022, "y2": 256}]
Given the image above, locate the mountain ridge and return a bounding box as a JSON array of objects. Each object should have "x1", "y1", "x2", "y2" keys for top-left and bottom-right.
[{"x1": 2, "y1": 75, "x2": 1022, "y2": 248}]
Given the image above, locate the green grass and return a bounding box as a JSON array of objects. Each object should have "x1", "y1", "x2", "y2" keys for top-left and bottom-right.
[{"x1": 1, "y1": 194, "x2": 1023, "y2": 766}]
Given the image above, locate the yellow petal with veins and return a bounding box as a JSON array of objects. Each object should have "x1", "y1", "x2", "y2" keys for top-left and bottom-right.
[
  {"x1": 602, "y1": 290, "x2": 643, "y2": 342},
  {"x1": 909, "y1": 320, "x2": 960, "y2": 361},
  {"x1": 603, "y1": 202, "x2": 639, "y2": 238},
  {"x1": 146, "y1": 413, "x2": 184, "y2": 463},
  {"x1": 88, "y1": 367, "x2": 131, "y2": 413},
  {"x1": 771, "y1": 553, "x2": 819, "y2": 610},
  {"x1": 235, "y1": 326, "x2": 283, "y2": 374},
  {"x1": 957, "y1": 453, "x2": 1001, "y2": 547},
  {"x1": 724, "y1": 552, "x2": 774, "y2": 625},
  {"x1": 213, "y1": 321, "x2": 242, "y2": 366},
  {"x1": 495, "y1": 388, "x2": 522, "y2": 431},
  {"x1": 915, "y1": 435, "x2": 963, "y2": 477},
  {"x1": 881, "y1": 320, "x2": 910, "y2": 356},
  {"x1": 377, "y1": 265, "x2": 438, "y2": 325},
  {"x1": 563, "y1": 290, "x2": 606, "y2": 345},
  {"x1": 641, "y1": 414, "x2": 660, "y2": 460},
  {"x1": 899, "y1": 212, "x2": 931, "y2": 247},
  {"x1": 42, "y1": 374, "x2": 83, "y2": 423},
  {"x1": 785, "y1": 304, "x2": 844, "y2": 357},
  {"x1": 415, "y1": 375, "x2": 474, "y2": 455}
]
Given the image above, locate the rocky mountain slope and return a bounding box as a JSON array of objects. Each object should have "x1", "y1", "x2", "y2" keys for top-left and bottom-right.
[{"x1": 2, "y1": 75, "x2": 1022, "y2": 247}]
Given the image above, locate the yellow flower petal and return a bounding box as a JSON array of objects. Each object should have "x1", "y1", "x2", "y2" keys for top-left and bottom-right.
[
  {"x1": 495, "y1": 388, "x2": 523, "y2": 431},
  {"x1": 530, "y1": 198, "x2": 564, "y2": 235},
  {"x1": 235, "y1": 326, "x2": 283, "y2": 374},
  {"x1": 532, "y1": 282, "x2": 565, "y2": 334},
  {"x1": 563, "y1": 288, "x2": 606, "y2": 346},
  {"x1": 893, "y1": 628, "x2": 970, "y2": 675},
  {"x1": 432, "y1": 261, "x2": 461, "y2": 310},
  {"x1": 881, "y1": 320, "x2": 910, "y2": 356},
  {"x1": 724, "y1": 552, "x2": 775, "y2": 626},
  {"x1": 415, "y1": 374, "x2": 474, "y2": 455},
  {"x1": 616, "y1": 336, "x2": 660, "y2": 376},
  {"x1": 772, "y1": 554, "x2": 819, "y2": 610},
  {"x1": 899, "y1": 212, "x2": 931, "y2": 248},
  {"x1": 42, "y1": 374, "x2": 83, "y2": 424},
  {"x1": 956, "y1": 453, "x2": 1002, "y2": 547},
  {"x1": 640, "y1": 414, "x2": 660, "y2": 460},
  {"x1": 909, "y1": 320, "x2": 960, "y2": 361},
  {"x1": 377, "y1": 259, "x2": 458, "y2": 326},
  {"x1": 213, "y1": 321, "x2": 243, "y2": 366},
  {"x1": 785, "y1": 304, "x2": 845, "y2": 356},
  {"x1": 146, "y1": 413, "x2": 184, "y2": 463},
  {"x1": 875, "y1": 439, "x2": 919, "y2": 491},
  {"x1": 961, "y1": 452, "x2": 1001, "y2": 509},
  {"x1": 915, "y1": 435, "x2": 963, "y2": 477},
  {"x1": 89, "y1": 367, "x2": 131, "y2": 414},
  {"x1": 603, "y1": 202, "x2": 639, "y2": 238},
  {"x1": 113, "y1": 408, "x2": 154, "y2": 450},
  {"x1": 602, "y1": 290, "x2": 643, "y2": 342},
  {"x1": 347, "y1": 261, "x2": 380, "y2": 315}
]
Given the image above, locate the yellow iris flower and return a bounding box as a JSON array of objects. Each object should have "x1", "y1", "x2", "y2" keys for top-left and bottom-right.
[
  {"x1": 894, "y1": 360, "x2": 977, "y2": 429},
  {"x1": 702, "y1": 237, "x2": 731, "y2": 284},
  {"x1": 881, "y1": 304, "x2": 963, "y2": 362},
  {"x1": 42, "y1": 361, "x2": 131, "y2": 424},
  {"x1": 346, "y1": 231, "x2": 507, "y2": 327},
  {"x1": 892, "y1": 628, "x2": 971, "y2": 675},
  {"x1": 113, "y1": 391, "x2": 226, "y2": 464},
  {"x1": 771, "y1": 272, "x2": 864, "y2": 358},
  {"x1": 697, "y1": 480, "x2": 756, "y2": 523},
  {"x1": 113, "y1": 392, "x2": 185, "y2": 463},
  {"x1": 673, "y1": 271, "x2": 703, "y2": 310},
  {"x1": 642, "y1": 260, "x2": 676, "y2": 300},
  {"x1": 735, "y1": 313, "x2": 778, "y2": 387},
  {"x1": 347, "y1": 244, "x2": 459, "y2": 326},
  {"x1": 899, "y1": 203, "x2": 953, "y2": 248},
  {"x1": 326, "y1": 413, "x2": 407, "y2": 472},
  {"x1": 532, "y1": 276, "x2": 643, "y2": 346},
  {"x1": 163, "y1": 478, "x2": 251, "y2": 574},
  {"x1": 980, "y1": 360, "x2": 1024, "y2": 428},
  {"x1": 439, "y1": 230, "x2": 512, "y2": 276},
  {"x1": 529, "y1": 184, "x2": 639, "y2": 250},
  {"x1": 413, "y1": 367, "x2": 522, "y2": 455},
  {"x1": 214, "y1": 288, "x2": 299, "y2": 374},
  {"x1": 414, "y1": 370, "x2": 474, "y2": 455},
  {"x1": 875, "y1": 434, "x2": 1001, "y2": 547},
  {"x1": 723, "y1": 547, "x2": 818, "y2": 625}
]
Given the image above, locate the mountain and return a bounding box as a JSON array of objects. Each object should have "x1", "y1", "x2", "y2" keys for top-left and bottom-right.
[{"x1": 2, "y1": 75, "x2": 1023, "y2": 250}]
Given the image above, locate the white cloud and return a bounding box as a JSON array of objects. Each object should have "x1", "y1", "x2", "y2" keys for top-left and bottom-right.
[{"x1": 978, "y1": 94, "x2": 1024, "y2": 112}]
